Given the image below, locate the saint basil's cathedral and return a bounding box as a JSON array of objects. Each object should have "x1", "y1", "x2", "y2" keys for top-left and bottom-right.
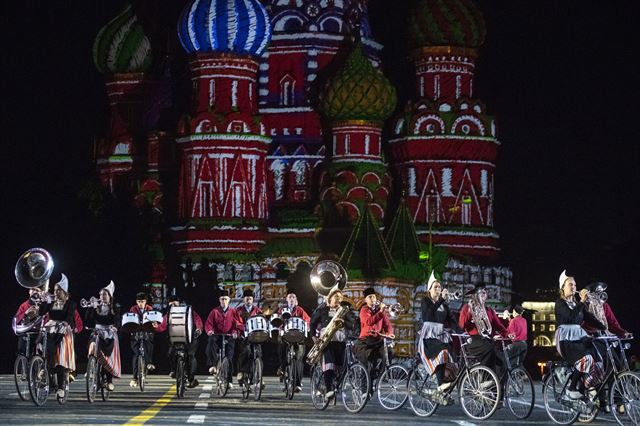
[{"x1": 92, "y1": 0, "x2": 512, "y2": 355}]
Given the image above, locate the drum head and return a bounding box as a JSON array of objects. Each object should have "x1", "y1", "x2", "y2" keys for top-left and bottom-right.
[
  {"x1": 270, "y1": 314, "x2": 283, "y2": 328},
  {"x1": 121, "y1": 313, "x2": 140, "y2": 333}
]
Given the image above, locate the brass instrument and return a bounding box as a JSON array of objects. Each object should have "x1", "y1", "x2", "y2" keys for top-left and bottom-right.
[
  {"x1": 306, "y1": 259, "x2": 350, "y2": 366},
  {"x1": 388, "y1": 303, "x2": 404, "y2": 319},
  {"x1": 585, "y1": 290, "x2": 608, "y2": 332},
  {"x1": 469, "y1": 297, "x2": 492, "y2": 337},
  {"x1": 80, "y1": 297, "x2": 102, "y2": 308},
  {"x1": 15, "y1": 248, "x2": 54, "y2": 292},
  {"x1": 443, "y1": 290, "x2": 462, "y2": 302},
  {"x1": 309, "y1": 259, "x2": 347, "y2": 296}
]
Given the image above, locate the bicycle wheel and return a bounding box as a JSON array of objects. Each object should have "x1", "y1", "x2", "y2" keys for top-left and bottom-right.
[
  {"x1": 252, "y1": 357, "x2": 263, "y2": 401},
  {"x1": 610, "y1": 371, "x2": 640, "y2": 426},
  {"x1": 86, "y1": 355, "x2": 98, "y2": 403},
  {"x1": 505, "y1": 367, "x2": 535, "y2": 419},
  {"x1": 310, "y1": 365, "x2": 329, "y2": 410},
  {"x1": 28, "y1": 355, "x2": 48, "y2": 407},
  {"x1": 577, "y1": 403, "x2": 599, "y2": 424},
  {"x1": 241, "y1": 363, "x2": 250, "y2": 400},
  {"x1": 218, "y1": 358, "x2": 230, "y2": 397},
  {"x1": 342, "y1": 363, "x2": 370, "y2": 414},
  {"x1": 542, "y1": 365, "x2": 579, "y2": 425},
  {"x1": 14, "y1": 355, "x2": 29, "y2": 401},
  {"x1": 377, "y1": 364, "x2": 409, "y2": 410},
  {"x1": 286, "y1": 362, "x2": 296, "y2": 400},
  {"x1": 459, "y1": 365, "x2": 501, "y2": 420},
  {"x1": 138, "y1": 356, "x2": 146, "y2": 392},
  {"x1": 408, "y1": 364, "x2": 438, "y2": 417},
  {"x1": 176, "y1": 356, "x2": 186, "y2": 399}
]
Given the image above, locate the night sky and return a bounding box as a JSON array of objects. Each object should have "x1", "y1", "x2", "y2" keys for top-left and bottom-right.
[{"x1": 1, "y1": 1, "x2": 638, "y2": 370}]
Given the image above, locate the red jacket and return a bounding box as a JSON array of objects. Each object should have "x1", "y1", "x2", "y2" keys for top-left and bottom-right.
[
  {"x1": 235, "y1": 304, "x2": 262, "y2": 322},
  {"x1": 358, "y1": 305, "x2": 393, "y2": 340},
  {"x1": 205, "y1": 306, "x2": 243, "y2": 335},
  {"x1": 74, "y1": 309, "x2": 84, "y2": 334},
  {"x1": 14, "y1": 300, "x2": 33, "y2": 323},
  {"x1": 130, "y1": 304, "x2": 153, "y2": 320},
  {"x1": 582, "y1": 302, "x2": 628, "y2": 337},
  {"x1": 507, "y1": 315, "x2": 527, "y2": 341},
  {"x1": 278, "y1": 305, "x2": 310, "y2": 328},
  {"x1": 458, "y1": 304, "x2": 507, "y2": 337},
  {"x1": 157, "y1": 308, "x2": 203, "y2": 334}
]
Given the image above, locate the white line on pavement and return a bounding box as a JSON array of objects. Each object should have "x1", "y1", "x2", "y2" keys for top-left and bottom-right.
[
  {"x1": 187, "y1": 414, "x2": 205, "y2": 424},
  {"x1": 452, "y1": 421, "x2": 478, "y2": 426},
  {"x1": 202, "y1": 384, "x2": 213, "y2": 391},
  {"x1": 198, "y1": 392, "x2": 209, "y2": 398},
  {"x1": 194, "y1": 401, "x2": 208, "y2": 410}
]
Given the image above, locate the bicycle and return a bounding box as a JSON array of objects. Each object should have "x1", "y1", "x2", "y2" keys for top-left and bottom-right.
[
  {"x1": 543, "y1": 334, "x2": 640, "y2": 425},
  {"x1": 211, "y1": 333, "x2": 233, "y2": 397},
  {"x1": 28, "y1": 322, "x2": 70, "y2": 406},
  {"x1": 495, "y1": 336, "x2": 535, "y2": 419},
  {"x1": 132, "y1": 331, "x2": 149, "y2": 392},
  {"x1": 13, "y1": 316, "x2": 42, "y2": 401},
  {"x1": 408, "y1": 332, "x2": 502, "y2": 420},
  {"x1": 240, "y1": 342, "x2": 263, "y2": 401},
  {"x1": 376, "y1": 335, "x2": 410, "y2": 410},
  {"x1": 85, "y1": 326, "x2": 113, "y2": 402},
  {"x1": 173, "y1": 341, "x2": 190, "y2": 398},
  {"x1": 282, "y1": 341, "x2": 303, "y2": 400},
  {"x1": 310, "y1": 339, "x2": 371, "y2": 413}
]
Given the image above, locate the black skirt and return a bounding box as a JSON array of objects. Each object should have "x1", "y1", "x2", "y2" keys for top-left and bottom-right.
[
  {"x1": 423, "y1": 338, "x2": 449, "y2": 359},
  {"x1": 559, "y1": 338, "x2": 595, "y2": 364}
]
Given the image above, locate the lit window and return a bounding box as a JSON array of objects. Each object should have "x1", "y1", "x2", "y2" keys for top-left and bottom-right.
[
  {"x1": 550, "y1": 314, "x2": 556, "y2": 321},
  {"x1": 550, "y1": 325, "x2": 556, "y2": 332},
  {"x1": 532, "y1": 314, "x2": 537, "y2": 321},
  {"x1": 531, "y1": 324, "x2": 536, "y2": 331},
  {"x1": 540, "y1": 324, "x2": 546, "y2": 332},
  {"x1": 539, "y1": 314, "x2": 546, "y2": 321}
]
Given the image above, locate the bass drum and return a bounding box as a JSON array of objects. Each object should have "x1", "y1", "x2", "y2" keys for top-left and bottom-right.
[
  {"x1": 121, "y1": 313, "x2": 140, "y2": 333},
  {"x1": 168, "y1": 306, "x2": 193, "y2": 345}
]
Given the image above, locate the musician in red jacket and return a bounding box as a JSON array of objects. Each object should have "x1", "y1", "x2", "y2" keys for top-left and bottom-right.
[
  {"x1": 276, "y1": 290, "x2": 310, "y2": 392},
  {"x1": 128, "y1": 292, "x2": 157, "y2": 387},
  {"x1": 506, "y1": 305, "x2": 528, "y2": 367},
  {"x1": 14, "y1": 287, "x2": 44, "y2": 356},
  {"x1": 458, "y1": 284, "x2": 510, "y2": 379},
  {"x1": 235, "y1": 289, "x2": 262, "y2": 384},
  {"x1": 355, "y1": 287, "x2": 394, "y2": 380},
  {"x1": 205, "y1": 290, "x2": 243, "y2": 386},
  {"x1": 158, "y1": 295, "x2": 203, "y2": 388}
]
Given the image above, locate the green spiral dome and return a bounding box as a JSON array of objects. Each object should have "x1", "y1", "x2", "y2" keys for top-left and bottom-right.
[
  {"x1": 408, "y1": 0, "x2": 486, "y2": 49},
  {"x1": 93, "y1": 4, "x2": 153, "y2": 74},
  {"x1": 320, "y1": 45, "x2": 397, "y2": 123}
]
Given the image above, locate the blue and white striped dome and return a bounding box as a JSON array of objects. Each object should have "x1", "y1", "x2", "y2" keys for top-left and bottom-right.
[{"x1": 178, "y1": 0, "x2": 272, "y2": 56}]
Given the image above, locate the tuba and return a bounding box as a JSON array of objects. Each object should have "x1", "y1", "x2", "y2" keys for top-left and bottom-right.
[
  {"x1": 585, "y1": 291, "x2": 608, "y2": 333},
  {"x1": 306, "y1": 259, "x2": 350, "y2": 366},
  {"x1": 469, "y1": 297, "x2": 492, "y2": 338},
  {"x1": 15, "y1": 248, "x2": 54, "y2": 293},
  {"x1": 309, "y1": 260, "x2": 347, "y2": 296}
]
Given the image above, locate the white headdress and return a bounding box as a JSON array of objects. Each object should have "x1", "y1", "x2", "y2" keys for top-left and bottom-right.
[
  {"x1": 559, "y1": 270, "x2": 569, "y2": 289},
  {"x1": 56, "y1": 273, "x2": 69, "y2": 293},
  {"x1": 103, "y1": 280, "x2": 115, "y2": 298},
  {"x1": 426, "y1": 271, "x2": 439, "y2": 291}
]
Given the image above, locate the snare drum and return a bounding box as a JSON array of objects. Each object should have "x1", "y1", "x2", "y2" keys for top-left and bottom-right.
[
  {"x1": 282, "y1": 317, "x2": 307, "y2": 343},
  {"x1": 168, "y1": 306, "x2": 193, "y2": 345},
  {"x1": 142, "y1": 310, "x2": 163, "y2": 332},
  {"x1": 245, "y1": 315, "x2": 269, "y2": 343},
  {"x1": 121, "y1": 313, "x2": 140, "y2": 333},
  {"x1": 281, "y1": 306, "x2": 292, "y2": 320}
]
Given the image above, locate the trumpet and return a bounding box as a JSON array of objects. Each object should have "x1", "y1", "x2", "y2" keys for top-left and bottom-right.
[
  {"x1": 443, "y1": 289, "x2": 462, "y2": 301},
  {"x1": 374, "y1": 301, "x2": 404, "y2": 319},
  {"x1": 80, "y1": 297, "x2": 102, "y2": 308}
]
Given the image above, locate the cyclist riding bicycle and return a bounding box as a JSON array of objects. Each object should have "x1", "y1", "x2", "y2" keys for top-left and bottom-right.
[
  {"x1": 158, "y1": 295, "x2": 203, "y2": 388},
  {"x1": 128, "y1": 292, "x2": 157, "y2": 387},
  {"x1": 235, "y1": 289, "x2": 262, "y2": 386},
  {"x1": 276, "y1": 289, "x2": 310, "y2": 393},
  {"x1": 205, "y1": 289, "x2": 243, "y2": 387},
  {"x1": 355, "y1": 287, "x2": 394, "y2": 382}
]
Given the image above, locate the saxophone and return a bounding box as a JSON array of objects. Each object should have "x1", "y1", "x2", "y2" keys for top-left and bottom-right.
[
  {"x1": 469, "y1": 297, "x2": 492, "y2": 338},
  {"x1": 306, "y1": 304, "x2": 350, "y2": 366}
]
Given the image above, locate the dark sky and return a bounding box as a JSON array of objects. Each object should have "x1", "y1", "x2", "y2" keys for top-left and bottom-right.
[{"x1": 1, "y1": 1, "x2": 639, "y2": 368}]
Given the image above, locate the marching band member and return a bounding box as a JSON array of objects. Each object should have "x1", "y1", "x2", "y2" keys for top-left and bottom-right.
[
  {"x1": 235, "y1": 289, "x2": 262, "y2": 385},
  {"x1": 14, "y1": 287, "x2": 44, "y2": 356},
  {"x1": 555, "y1": 270, "x2": 606, "y2": 399},
  {"x1": 310, "y1": 288, "x2": 356, "y2": 399},
  {"x1": 84, "y1": 281, "x2": 121, "y2": 391},
  {"x1": 581, "y1": 281, "x2": 631, "y2": 339},
  {"x1": 277, "y1": 290, "x2": 310, "y2": 393},
  {"x1": 506, "y1": 305, "x2": 528, "y2": 367},
  {"x1": 38, "y1": 274, "x2": 76, "y2": 399},
  {"x1": 458, "y1": 283, "x2": 509, "y2": 379},
  {"x1": 128, "y1": 292, "x2": 156, "y2": 387},
  {"x1": 355, "y1": 287, "x2": 394, "y2": 380},
  {"x1": 68, "y1": 307, "x2": 84, "y2": 383},
  {"x1": 419, "y1": 272, "x2": 460, "y2": 396},
  {"x1": 205, "y1": 290, "x2": 243, "y2": 387}
]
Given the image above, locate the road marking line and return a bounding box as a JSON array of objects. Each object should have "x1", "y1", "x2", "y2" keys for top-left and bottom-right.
[
  {"x1": 198, "y1": 392, "x2": 209, "y2": 398},
  {"x1": 202, "y1": 384, "x2": 213, "y2": 391},
  {"x1": 534, "y1": 404, "x2": 616, "y2": 423},
  {"x1": 206, "y1": 377, "x2": 214, "y2": 382},
  {"x1": 194, "y1": 401, "x2": 208, "y2": 410},
  {"x1": 123, "y1": 385, "x2": 176, "y2": 425},
  {"x1": 452, "y1": 421, "x2": 478, "y2": 426},
  {"x1": 187, "y1": 415, "x2": 205, "y2": 424}
]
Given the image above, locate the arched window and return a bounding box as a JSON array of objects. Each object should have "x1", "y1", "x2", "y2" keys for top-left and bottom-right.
[{"x1": 280, "y1": 74, "x2": 295, "y2": 106}]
